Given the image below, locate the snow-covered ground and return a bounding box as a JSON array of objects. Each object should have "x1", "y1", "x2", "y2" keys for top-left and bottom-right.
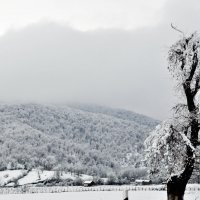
[
  {"x1": 0, "y1": 169, "x2": 93, "y2": 186},
  {"x1": 129, "y1": 191, "x2": 200, "y2": 200},
  {"x1": 0, "y1": 191, "x2": 198, "y2": 200},
  {"x1": 0, "y1": 169, "x2": 200, "y2": 200},
  {"x1": 0, "y1": 170, "x2": 27, "y2": 186},
  {"x1": 18, "y1": 170, "x2": 54, "y2": 185}
]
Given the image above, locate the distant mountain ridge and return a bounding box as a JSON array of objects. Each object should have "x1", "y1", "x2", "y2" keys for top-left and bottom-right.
[
  {"x1": 68, "y1": 104, "x2": 159, "y2": 128},
  {"x1": 0, "y1": 103, "x2": 159, "y2": 177}
]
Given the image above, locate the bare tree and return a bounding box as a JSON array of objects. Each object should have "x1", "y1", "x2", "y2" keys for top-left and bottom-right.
[{"x1": 145, "y1": 32, "x2": 200, "y2": 200}]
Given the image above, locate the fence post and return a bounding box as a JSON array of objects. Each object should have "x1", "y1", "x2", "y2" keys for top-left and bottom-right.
[{"x1": 123, "y1": 190, "x2": 128, "y2": 200}]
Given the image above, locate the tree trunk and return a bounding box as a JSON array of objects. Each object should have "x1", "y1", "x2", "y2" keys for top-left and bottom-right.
[
  {"x1": 167, "y1": 177, "x2": 187, "y2": 200},
  {"x1": 167, "y1": 146, "x2": 195, "y2": 200}
]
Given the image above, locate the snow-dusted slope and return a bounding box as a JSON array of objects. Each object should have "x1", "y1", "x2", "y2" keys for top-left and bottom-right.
[
  {"x1": 18, "y1": 170, "x2": 54, "y2": 185},
  {"x1": 0, "y1": 170, "x2": 27, "y2": 186},
  {"x1": 2, "y1": 169, "x2": 93, "y2": 186},
  {"x1": 0, "y1": 103, "x2": 158, "y2": 176}
]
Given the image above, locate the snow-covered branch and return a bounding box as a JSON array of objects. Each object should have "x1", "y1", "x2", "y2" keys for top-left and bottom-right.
[{"x1": 145, "y1": 120, "x2": 195, "y2": 180}]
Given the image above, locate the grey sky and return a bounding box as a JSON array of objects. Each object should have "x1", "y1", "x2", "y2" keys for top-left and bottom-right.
[
  {"x1": 0, "y1": 0, "x2": 199, "y2": 119},
  {"x1": 0, "y1": 0, "x2": 166, "y2": 34}
]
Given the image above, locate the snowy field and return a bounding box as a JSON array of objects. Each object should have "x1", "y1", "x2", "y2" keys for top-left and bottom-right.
[
  {"x1": 0, "y1": 191, "x2": 199, "y2": 200},
  {"x1": 0, "y1": 169, "x2": 94, "y2": 186}
]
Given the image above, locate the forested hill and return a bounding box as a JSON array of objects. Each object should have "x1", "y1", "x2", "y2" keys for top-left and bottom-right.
[
  {"x1": 68, "y1": 104, "x2": 159, "y2": 128},
  {"x1": 0, "y1": 104, "x2": 159, "y2": 177}
]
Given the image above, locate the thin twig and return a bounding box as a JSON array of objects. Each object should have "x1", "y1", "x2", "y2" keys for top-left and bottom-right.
[{"x1": 171, "y1": 23, "x2": 184, "y2": 36}]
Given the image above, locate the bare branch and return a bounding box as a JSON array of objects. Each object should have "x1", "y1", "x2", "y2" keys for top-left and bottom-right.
[
  {"x1": 172, "y1": 103, "x2": 187, "y2": 114},
  {"x1": 171, "y1": 23, "x2": 184, "y2": 36}
]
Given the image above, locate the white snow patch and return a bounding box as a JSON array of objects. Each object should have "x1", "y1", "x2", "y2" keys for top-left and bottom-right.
[
  {"x1": 18, "y1": 170, "x2": 54, "y2": 185},
  {"x1": 0, "y1": 170, "x2": 27, "y2": 186},
  {"x1": 59, "y1": 172, "x2": 76, "y2": 180},
  {"x1": 80, "y1": 174, "x2": 93, "y2": 181}
]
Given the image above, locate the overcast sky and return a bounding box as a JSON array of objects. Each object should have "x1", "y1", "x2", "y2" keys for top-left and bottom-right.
[{"x1": 0, "y1": 0, "x2": 199, "y2": 119}]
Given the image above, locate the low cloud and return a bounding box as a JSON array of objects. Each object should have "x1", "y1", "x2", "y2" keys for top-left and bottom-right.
[{"x1": 0, "y1": 0, "x2": 199, "y2": 119}]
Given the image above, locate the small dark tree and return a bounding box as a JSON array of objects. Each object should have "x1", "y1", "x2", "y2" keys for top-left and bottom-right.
[{"x1": 146, "y1": 32, "x2": 200, "y2": 200}]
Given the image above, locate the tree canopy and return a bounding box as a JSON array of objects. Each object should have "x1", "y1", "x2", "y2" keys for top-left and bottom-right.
[{"x1": 145, "y1": 32, "x2": 200, "y2": 200}]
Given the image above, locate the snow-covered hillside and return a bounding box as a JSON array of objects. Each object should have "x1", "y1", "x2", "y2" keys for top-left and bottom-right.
[{"x1": 0, "y1": 103, "x2": 158, "y2": 177}]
